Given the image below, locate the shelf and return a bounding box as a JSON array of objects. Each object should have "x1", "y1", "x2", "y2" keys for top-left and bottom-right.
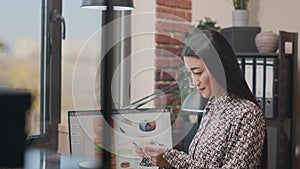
[
  {"x1": 235, "y1": 52, "x2": 278, "y2": 58},
  {"x1": 235, "y1": 31, "x2": 298, "y2": 169}
]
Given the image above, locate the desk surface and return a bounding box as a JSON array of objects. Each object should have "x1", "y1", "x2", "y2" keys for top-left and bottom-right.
[
  {"x1": 22, "y1": 148, "x2": 160, "y2": 169},
  {"x1": 24, "y1": 148, "x2": 101, "y2": 169}
]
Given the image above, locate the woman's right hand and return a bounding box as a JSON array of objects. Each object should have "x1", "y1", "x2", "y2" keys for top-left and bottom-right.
[
  {"x1": 133, "y1": 141, "x2": 146, "y2": 158},
  {"x1": 133, "y1": 141, "x2": 170, "y2": 167}
]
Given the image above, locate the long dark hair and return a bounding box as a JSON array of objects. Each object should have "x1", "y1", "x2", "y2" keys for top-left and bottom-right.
[
  {"x1": 182, "y1": 29, "x2": 259, "y2": 106},
  {"x1": 183, "y1": 29, "x2": 267, "y2": 168}
]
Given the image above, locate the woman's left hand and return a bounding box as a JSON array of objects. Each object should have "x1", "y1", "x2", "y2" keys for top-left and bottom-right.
[{"x1": 142, "y1": 142, "x2": 171, "y2": 167}]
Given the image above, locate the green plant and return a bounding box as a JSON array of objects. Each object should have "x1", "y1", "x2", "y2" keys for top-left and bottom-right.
[
  {"x1": 233, "y1": 0, "x2": 249, "y2": 10},
  {"x1": 191, "y1": 17, "x2": 221, "y2": 33},
  {"x1": 171, "y1": 63, "x2": 192, "y2": 111}
]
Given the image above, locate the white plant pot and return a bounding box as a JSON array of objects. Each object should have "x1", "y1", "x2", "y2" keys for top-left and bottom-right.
[{"x1": 232, "y1": 10, "x2": 249, "y2": 27}]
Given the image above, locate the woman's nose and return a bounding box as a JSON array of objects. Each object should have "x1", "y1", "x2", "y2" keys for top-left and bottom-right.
[{"x1": 194, "y1": 80, "x2": 200, "y2": 87}]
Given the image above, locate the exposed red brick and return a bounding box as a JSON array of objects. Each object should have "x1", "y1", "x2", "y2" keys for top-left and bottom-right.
[
  {"x1": 155, "y1": 57, "x2": 183, "y2": 68},
  {"x1": 154, "y1": 0, "x2": 191, "y2": 111},
  {"x1": 161, "y1": 71, "x2": 176, "y2": 81},
  {"x1": 186, "y1": 11, "x2": 192, "y2": 22},
  {"x1": 155, "y1": 34, "x2": 171, "y2": 44},
  {"x1": 155, "y1": 83, "x2": 171, "y2": 89},
  {"x1": 156, "y1": 45, "x2": 184, "y2": 58},
  {"x1": 155, "y1": 34, "x2": 182, "y2": 45},
  {"x1": 171, "y1": 58, "x2": 184, "y2": 68},
  {"x1": 156, "y1": 45, "x2": 181, "y2": 56},
  {"x1": 174, "y1": 33, "x2": 185, "y2": 43},
  {"x1": 156, "y1": 7, "x2": 191, "y2": 21},
  {"x1": 156, "y1": 0, "x2": 191, "y2": 9},
  {"x1": 172, "y1": 10, "x2": 189, "y2": 21},
  {"x1": 155, "y1": 57, "x2": 173, "y2": 68},
  {"x1": 156, "y1": 12, "x2": 186, "y2": 22},
  {"x1": 155, "y1": 69, "x2": 179, "y2": 81},
  {"x1": 180, "y1": 1, "x2": 192, "y2": 9},
  {"x1": 171, "y1": 107, "x2": 180, "y2": 114},
  {"x1": 156, "y1": 20, "x2": 190, "y2": 33},
  {"x1": 152, "y1": 92, "x2": 180, "y2": 106},
  {"x1": 156, "y1": 48, "x2": 173, "y2": 57},
  {"x1": 155, "y1": 82, "x2": 180, "y2": 92},
  {"x1": 156, "y1": 56, "x2": 183, "y2": 68},
  {"x1": 175, "y1": 46, "x2": 184, "y2": 56},
  {"x1": 153, "y1": 96, "x2": 167, "y2": 107},
  {"x1": 164, "y1": 93, "x2": 181, "y2": 105},
  {"x1": 155, "y1": 69, "x2": 162, "y2": 81}
]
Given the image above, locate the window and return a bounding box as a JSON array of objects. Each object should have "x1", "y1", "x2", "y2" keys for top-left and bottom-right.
[
  {"x1": 0, "y1": 1, "x2": 43, "y2": 136},
  {"x1": 0, "y1": 0, "x2": 105, "y2": 149},
  {"x1": 61, "y1": 0, "x2": 102, "y2": 124}
]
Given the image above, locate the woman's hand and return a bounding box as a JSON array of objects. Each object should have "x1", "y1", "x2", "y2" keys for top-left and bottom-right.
[
  {"x1": 133, "y1": 141, "x2": 146, "y2": 158},
  {"x1": 142, "y1": 142, "x2": 171, "y2": 167}
]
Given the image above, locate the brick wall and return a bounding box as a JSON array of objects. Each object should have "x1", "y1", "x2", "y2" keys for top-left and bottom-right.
[{"x1": 154, "y1": 0, "x2": 192, "y2": 116}]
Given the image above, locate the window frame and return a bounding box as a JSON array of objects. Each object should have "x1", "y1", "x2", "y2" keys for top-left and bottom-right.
[{"x1": 30, "y1": 0, "x2": 62, "y2": 150}]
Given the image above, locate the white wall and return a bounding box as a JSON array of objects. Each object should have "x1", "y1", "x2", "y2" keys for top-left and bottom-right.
[
  {"x1": 192, "y1": 0, "x2": 300, "y2": 68},
  {"x1": 130, "y1": 0, "x2": 156, "y2": 105},
  {"x1": 192, "y1": 0, "x2": 300, "y2": 48},
  {"x1": 192, "y1": 0, "x2": 233, "y2": 27}
]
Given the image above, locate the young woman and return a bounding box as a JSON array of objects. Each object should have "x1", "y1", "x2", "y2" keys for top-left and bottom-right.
[{"x1": 135, "y1": 30, "x2": 267, "y2": 169}]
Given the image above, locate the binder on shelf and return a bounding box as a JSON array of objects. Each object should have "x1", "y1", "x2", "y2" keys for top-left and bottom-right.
[
  {"x1": 265, "y1": 60, "x2": 275, "y2": 118},
  {"x1": 255, "y1": 60, "x2": 264, "y2": 109},
  {"x1": 244, "y1": 59, "x2": 253, "y2": 93}
]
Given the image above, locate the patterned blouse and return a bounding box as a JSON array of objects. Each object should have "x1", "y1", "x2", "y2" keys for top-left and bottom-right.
[{"x1": 161, "y1": 92, "x2": 266, "y2": 169}]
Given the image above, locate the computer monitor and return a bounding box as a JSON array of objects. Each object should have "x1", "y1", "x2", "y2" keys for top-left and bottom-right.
[
  {"x1": 68, "y1": 108, "x2": 172, "y2": 169},
  {"x1": 113, "y1": 108, "x2": 172, "y2": 169},
  {"x1": 68, "y1": 110, "x2": 104, "y2": 159}
]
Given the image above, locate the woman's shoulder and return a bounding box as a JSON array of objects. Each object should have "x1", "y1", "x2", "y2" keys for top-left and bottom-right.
[{"x1": 226, "y1": 93, "x2": 263, "y2": 119}]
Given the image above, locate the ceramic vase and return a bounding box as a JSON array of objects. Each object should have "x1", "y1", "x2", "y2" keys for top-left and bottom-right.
[{"x1": 255, "y1": 31, "x2": 279, "y2": 53}]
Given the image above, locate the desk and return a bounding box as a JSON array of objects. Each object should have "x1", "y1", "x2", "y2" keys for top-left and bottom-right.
[
  {"x1": 24, "y1": 148, "x2": 101, "y2": 169},
  {"x1": 22, "y1": 148, "x2": 161, "y2": 169}
]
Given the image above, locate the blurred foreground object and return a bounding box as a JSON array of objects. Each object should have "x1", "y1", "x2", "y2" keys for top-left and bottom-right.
[{"x1": 0, "y1": 88, "x2": 31, "y2": 168}]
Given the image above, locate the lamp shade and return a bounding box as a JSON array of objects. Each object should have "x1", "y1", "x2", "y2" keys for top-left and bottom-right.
[
  {"x1": 111, "y1": 0, "x2": 134, "y2": 11},
  {"x1": 81, "y1": 0, "x2": 134, "y2": 10},
  {"x1": 181, "y1": 88, "x2": 208, "y2": 113},
  {"x1": 81, "y1": 0, "x2": 107, "y2": 10}
]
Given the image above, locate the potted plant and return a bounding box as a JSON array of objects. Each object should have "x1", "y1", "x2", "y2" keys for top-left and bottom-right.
[
  {"x1": 232, "y1": 0, "x2": 249, "y2": 27},
  {"x1": 185, "y1": 17, "x2": 221, "y2": 41},
  {"x1": 191, "y1": 17, "x2": 221, "y2": 32},
  {"x1": 233, "y1": 0, "x2": 249, "y2": 9}
]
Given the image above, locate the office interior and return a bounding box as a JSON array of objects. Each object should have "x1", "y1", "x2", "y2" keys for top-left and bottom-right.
[{"x1": 0, "y1": 0, "x2": 300, "y2": 168}]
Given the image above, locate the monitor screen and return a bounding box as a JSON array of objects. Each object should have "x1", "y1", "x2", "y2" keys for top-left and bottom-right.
[
  {"x1": 68, "y1": 110, "x2": 104, "y2": 159},
  {"x1": 68, "y1": 108, "x2": 172, "y2": 169},
  {"x1": 112, "y1": 108, "x2": 172, "y2": 169}
]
